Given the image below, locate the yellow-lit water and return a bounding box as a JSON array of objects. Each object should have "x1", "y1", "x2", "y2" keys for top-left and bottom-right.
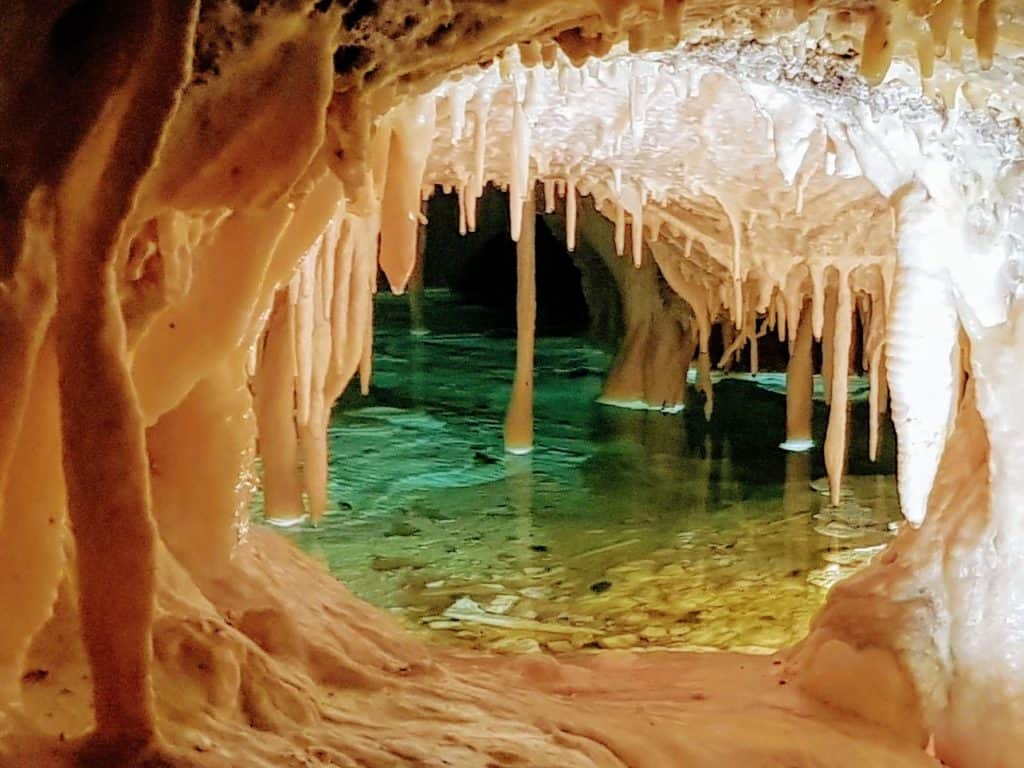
[{"x1": 275, "y1": 290, "x2": 901, "y2": 654}]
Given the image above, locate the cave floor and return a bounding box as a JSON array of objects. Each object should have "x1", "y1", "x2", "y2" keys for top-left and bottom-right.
[
  {"x1": 3, "y1": 529, "x2": 938, "y2": 768},
  {"x1": 273, "y1": 290, "x2": 902, "y2": 654}
]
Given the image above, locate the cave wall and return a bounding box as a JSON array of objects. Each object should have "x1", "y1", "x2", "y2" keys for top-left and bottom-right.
[{"x1": 0, "y1": 1, "x2": 1022, "y2": 766}]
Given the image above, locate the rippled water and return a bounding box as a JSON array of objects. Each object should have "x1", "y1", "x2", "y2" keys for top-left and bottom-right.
[{"x1": 273, "y1": 289, "x2": 901, "y2": 654}]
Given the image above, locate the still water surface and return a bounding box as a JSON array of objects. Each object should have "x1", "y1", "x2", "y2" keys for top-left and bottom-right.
[{"x1": 275, "y1": 290, "x2": 901, "y2": 654}]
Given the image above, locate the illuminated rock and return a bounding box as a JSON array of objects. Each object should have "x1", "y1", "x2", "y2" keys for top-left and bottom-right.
[{"x1": 0, "y1": 0, "x2": 1022, "y2": 765}]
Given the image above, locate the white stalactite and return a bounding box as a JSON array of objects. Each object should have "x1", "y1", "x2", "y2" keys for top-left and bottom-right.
[{"x1": 887, "y1": 187, "x2": 963, "y2": 526}]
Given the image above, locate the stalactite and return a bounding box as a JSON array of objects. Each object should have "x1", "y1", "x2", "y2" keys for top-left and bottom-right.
[
  {"x1": 719, "y1": 197, "x2": 744, "y2": 317},
  {"x1": 614, "y1": 202, "x2": 626, "y2": 257},
  {"x1": 458, "y1": 184, "x2": 468, "y2": 235},
  {"x1": 887, "y1": 187, "x2": 962, "y2": 527},
  {"x1": 295, "y1": 242, "x2": 318, "y2": 428},
  {"x1": 861, "y1": 7, "x2": 895, "y2": 85},
  {"x1": 811, "y1": 263, "x2": 826, "y2": 341},
  {"x1": 299, "y1": 216, "x2": 343, "y2": 523},
  {"x1": 332, "y1": 213, "x2": 377, "y2": 399},
  {"x1": 821, "y1": 279, "x2": 838, "y2": 405},
  {"x1": 409, "y1": 201, "x2": 428, "y2": 337},
  {"x1": 471, "y1": 95, "x2": 490, "y2": 207},
  {"x1": 748, "y1": 314, "x2": 759, "y2": 374},
  {"x1": 544, "y1": 178, "x2": 556, "y2": 213},
  {"x1": 504, "y1": 193, "x2": 536, "y2": 454},
  {"x1": 782, "y1": 299, "x2": 815, "y2": 452},
  {"x1": 359, "y1": 295, "x2": 374, "y2": 396},
  {"x1": 869, "y1": 350, "x2": 886, "y2": 461},
  {"x1": 330, "y1": 219, "x2": 355, "y2": 379},
  {"x1": 379, "y1": 97, "x2": 437, "y2": 293},
  {"x1": 509, "y1": 100, "x2": 531, "y2": 242},
  {"x1": 626, "y1": 184, "x2": 645, "y2": 268},
  {"x1": 864, "y1": 286, "x2": 888, "y2": 462},
  {"x1": 566, "y1": 177, "x2": 578, "y2": 252},
  {"x1": 824, "y1": 269, "x2": 854, "y2": 506}
]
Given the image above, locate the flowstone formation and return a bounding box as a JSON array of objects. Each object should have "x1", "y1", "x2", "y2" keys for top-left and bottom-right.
[{"x1": 1, "y1": 1, "x2": 1023, "y2": 767}]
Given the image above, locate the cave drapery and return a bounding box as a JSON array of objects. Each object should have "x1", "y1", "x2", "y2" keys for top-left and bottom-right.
[{"x1": 1, "y1": 0, "x2": 1023, "y2": 766}]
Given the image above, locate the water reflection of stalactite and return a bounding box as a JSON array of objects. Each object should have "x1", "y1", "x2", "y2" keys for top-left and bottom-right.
[
  {"x1": 504, "y1": 194, "x2": 536, "y2": 455},
  {"x1": 409, "y1": 201, "x2": 428, "y2": 337},
  {"x1": 708, "y1": 430, "x2": 732, "y2": 513},
  {"x1": 782, "y1": 299, "x2": 814, "y2": 452},
  {"x1": 691, "y1": 433, "x2": 714, "y2": 583},
  {"x1": 406, "y1": 331, "x2": 429, "y2": 407},
  {"x1": 506, "y1": 454, "x2": 534, "y2": 555},
  {"x1": 642, "y1": 409, "x2": 686, "y2": 458},
  {"x1": 784, "y1": 450, "x2": 813, "y2": 568},
  {"x1": 641, "y1": 409, "x2": 688, "y2": 531}
]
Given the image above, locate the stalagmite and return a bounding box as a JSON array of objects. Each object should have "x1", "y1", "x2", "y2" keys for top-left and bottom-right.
[
  {"x1": 781, "y1": 298, "x2": 815, "y2": 452},
  {"x1": 330, "y1": 219, "x2": 355, "y2": 377},
  {"x1": 504, "y1": 193, "x2": 536, "y2": 454}
]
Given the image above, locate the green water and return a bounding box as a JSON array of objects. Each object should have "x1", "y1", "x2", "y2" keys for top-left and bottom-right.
[{"x1": 275, "y1": 290, "x2": 901, "y2": 654}]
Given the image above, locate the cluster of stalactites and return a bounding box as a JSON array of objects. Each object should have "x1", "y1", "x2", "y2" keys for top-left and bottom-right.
[
  {"x1": 250, "y1": 89, "x2": 446, "y2": 523},
  {"x1": 251, "y1": 204, "x2": 380, "y2": 523},
  {"x1": 486, "y1": 0, "x2": 1004, "y2": 88},
  {"x1": 396, "y1": 45, "x2": 906, "y2": 504},
  {"x1": 253, "y1": 0, "x2": 1005, "y2": 521},
  {"x1": 854, "y1": 0, "x2": 1001, "y2": 82},
  {"x1": 301, "y1": 135, "x2": 897, "y2": 514}
]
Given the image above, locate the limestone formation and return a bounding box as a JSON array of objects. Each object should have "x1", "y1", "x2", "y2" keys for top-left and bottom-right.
[{"x1": 1, "y1": 1, "x2": 1022, "y2": 766}]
